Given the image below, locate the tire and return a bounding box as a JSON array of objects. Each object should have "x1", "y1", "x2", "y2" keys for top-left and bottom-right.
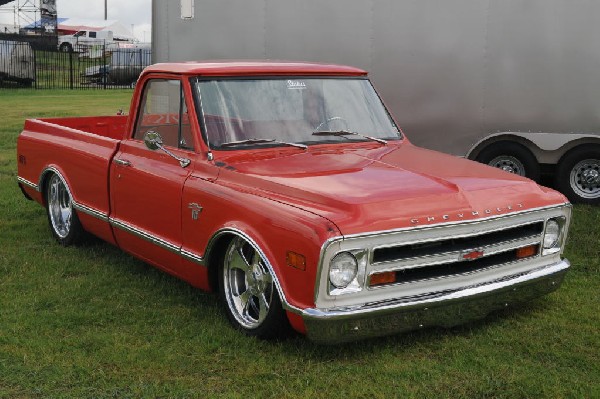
[
  {"x1": 45, "y1": 173, "x2": 85, "y2": 246},
  {"x1": 218, "y1": 236, "x2": 290, "y2": 339},
  {"x1": 59, "y1": 42, "x2": 73, "y2": 53},
  {"x1": 475, "y1": 141, "x2": 541, "y2": 181},
  {"x1": 556, "y1": 146, "x2": 600, "y2": 205}
]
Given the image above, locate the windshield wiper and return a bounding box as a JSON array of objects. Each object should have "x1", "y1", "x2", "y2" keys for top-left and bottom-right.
[
  {"x1": 312, "y1": 130, "x2": 387, "y2": 145},
  {"x1": 219, "y1": 138, "x2": 308, "y2": 150}
]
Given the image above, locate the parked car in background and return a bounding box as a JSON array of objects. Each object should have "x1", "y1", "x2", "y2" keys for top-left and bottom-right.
[
  {"x1": 83, "y1": 45, "x2": 151, "y2": 87},
  {"x1": 0, "y1": 39, "x2": 35, "y2": 87},
  {"x1": 58, "y1": 30, "x2": 114, "y2": 53}
]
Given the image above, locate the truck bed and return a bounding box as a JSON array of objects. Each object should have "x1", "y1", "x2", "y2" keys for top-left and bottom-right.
[
  {"x1": 17, "y1": 115, "x2": 128, "y2": 244},
  {"x1": 34, "y1": 115, "x2": 128, "y2": 140}
]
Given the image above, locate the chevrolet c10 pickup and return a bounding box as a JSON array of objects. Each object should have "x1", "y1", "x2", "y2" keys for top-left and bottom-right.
[{"x1": 17, "y1": 61, "x2": 572, "y2": 344}]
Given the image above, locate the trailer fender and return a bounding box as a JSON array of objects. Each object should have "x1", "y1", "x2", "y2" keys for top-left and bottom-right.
[{"x1": 467, "y1": 132, "x2": 600, "y2": 165}]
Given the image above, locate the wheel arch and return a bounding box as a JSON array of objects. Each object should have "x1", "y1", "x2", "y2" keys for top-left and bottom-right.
[
  {"x1": 556, "y1": 141, "x2": 600, "y2": 165},
  {"x1": 467, "y1": 133, "x2": 541, "y2": 162},
  {"x1": 39, "y1": 166, "x2": 73, "y2": 208},
  {"x1": 203, "y1": 226, "x2": 303, "y2": 315},
  {"x1": 468, "y1": 132, "x2": 600, "y2": 165}
]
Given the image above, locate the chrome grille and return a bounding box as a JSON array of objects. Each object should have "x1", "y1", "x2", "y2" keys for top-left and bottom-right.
[
  {"x1": 373, "y1": 221, "x2": 543, "y2": 263},
  {"x1": 368, "y1": 221, "x2": 545, "y2": 286}
]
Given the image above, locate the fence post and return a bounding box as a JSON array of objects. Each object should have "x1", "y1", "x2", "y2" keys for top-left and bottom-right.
[
  {"x1": 69, "y1": 47, "x2": 74, "y2": 90},
  {"x1": 33, "y1": 46, "x2": 37, "y2": 89},
  {"x1": 103, "y1": 42, "x2": 107, "y2": 89}
]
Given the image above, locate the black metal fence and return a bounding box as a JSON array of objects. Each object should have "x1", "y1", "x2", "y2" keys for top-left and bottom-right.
[{"x1": 0, "y1": 36, "x2": 151, "y2": 90}]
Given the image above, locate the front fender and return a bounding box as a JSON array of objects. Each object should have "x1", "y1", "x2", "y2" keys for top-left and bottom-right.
[{"x1": 181, "y1": 176, "x2": 341, "y2": 313}]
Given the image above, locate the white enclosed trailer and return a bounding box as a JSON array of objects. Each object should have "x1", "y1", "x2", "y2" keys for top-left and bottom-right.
[
  {"x1": 152, "y1": 0, "x2": 600, "y2": 204},
  {"x1": 0, "y1": 40, "x2": 35, "y2": 87}
]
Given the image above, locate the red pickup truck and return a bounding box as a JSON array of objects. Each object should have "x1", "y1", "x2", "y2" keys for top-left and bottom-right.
[{"x1": 17, "y1": 61, "x2": 572, "y2": 344}]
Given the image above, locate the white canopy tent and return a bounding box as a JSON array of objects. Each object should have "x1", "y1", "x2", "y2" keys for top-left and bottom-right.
[{"x1": 56, "y1": 18, "x2": 135, "y2": 41}]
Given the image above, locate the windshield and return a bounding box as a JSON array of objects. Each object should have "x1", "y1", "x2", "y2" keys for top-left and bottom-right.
[{"x1": 194, "y1": 78, "x2": 401, "y2": 148}]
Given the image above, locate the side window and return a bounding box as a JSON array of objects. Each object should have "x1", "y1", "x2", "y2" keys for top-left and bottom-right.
[
  {"x1": 89, "y1": 31, "x2": 97, "y2": 38},
  {"x1": 133, "y1": 79, "x2": 194, "y2": 150}
]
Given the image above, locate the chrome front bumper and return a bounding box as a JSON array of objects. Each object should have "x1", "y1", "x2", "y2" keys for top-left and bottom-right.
[{"x1": 302, "y1": 260, "x2": 569, "y2": 344}]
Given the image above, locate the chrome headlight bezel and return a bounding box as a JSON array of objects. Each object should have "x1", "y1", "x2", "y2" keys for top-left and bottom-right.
[
  {"x1": 328, "y1": 249, "x2": 368, "y2": 296},
  {"x1": 542, "y1": 217, "x2": 567, "y2": 256},
  {"x1": 329, "y1": 252, "x2": 358, "y2": 288}
]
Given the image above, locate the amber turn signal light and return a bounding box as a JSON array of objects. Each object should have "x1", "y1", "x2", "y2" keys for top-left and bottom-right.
[
  {"x1": 286, "y1": 251, "x2": 306, "y2": 271},
  {"x1": 516, "y1": 245, "x2": 538, "y2": 259},
  {"x1": 370, "y1": 271, "x2": 396, "y2": 287}
]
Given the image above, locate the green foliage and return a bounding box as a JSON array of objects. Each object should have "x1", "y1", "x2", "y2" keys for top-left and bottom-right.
[{"x1": 0, "y1": 90, "x2": 598, "y2": 398}]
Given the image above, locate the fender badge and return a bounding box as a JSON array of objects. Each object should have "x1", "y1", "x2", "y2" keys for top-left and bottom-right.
[
  {"x1": 188, "y1": 203, "x2": 203, "y2": 220},
  {"x1": 461, "y1": 250, "x2": 484, "y2": 261}
]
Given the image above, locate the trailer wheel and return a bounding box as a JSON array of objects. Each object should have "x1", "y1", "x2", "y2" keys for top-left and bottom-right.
[
  {"x1": 45, "y1": 172, "x2": 85, "y2": 246},
  {"x1": 556, "y1": 146, "x2": 600, "y2": 204},
  {"x1": 475, "y1": 142, "x2": 540, "y2": 181},
  {"x1": 218, "y1": 236, "x2": 290, "y2": 339}
]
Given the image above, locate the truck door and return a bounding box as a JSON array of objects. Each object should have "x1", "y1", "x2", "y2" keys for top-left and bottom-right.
[{"x1": 110, "y1": 78, "x2": 197, "y2": 276}]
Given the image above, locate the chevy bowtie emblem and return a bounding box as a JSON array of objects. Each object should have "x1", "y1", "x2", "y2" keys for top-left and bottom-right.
[{"x1": 461, "y1": 250, "x2": 484, "y2": 261}]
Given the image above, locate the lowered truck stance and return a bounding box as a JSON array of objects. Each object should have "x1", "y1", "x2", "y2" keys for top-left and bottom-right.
[{"x1": 17, "y1": 62, "x2": 571, "y2": 344}]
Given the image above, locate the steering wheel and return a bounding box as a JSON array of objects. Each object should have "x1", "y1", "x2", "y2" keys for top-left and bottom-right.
[{"x1": 313, "y1": 116, "x2": 349, "y2": 132}]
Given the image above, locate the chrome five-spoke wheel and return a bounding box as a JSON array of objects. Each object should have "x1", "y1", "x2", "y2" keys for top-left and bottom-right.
[
  {"x1": 48, "y1": 173, "x2": 72, "y2": 238},
  {"x1": 223, "y1": 237, "x2": 274, "y2": 328},
  {"x1": 45, "y1": 172, "x2": 85, "y2": 245},
  {"x1": 219, "y1": 236, "x2": 290, "y2": 338}
]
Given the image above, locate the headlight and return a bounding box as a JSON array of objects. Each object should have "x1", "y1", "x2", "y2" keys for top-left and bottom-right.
[
  {"x1": 542, "y1": 218, "x2": 566, "y2": 256},
  {"x1": 329, "y1": 252, "x2": 358, "y2": 288},
  {"x1": 543, "y1": 219, "x2": 560, "y2": 249}
]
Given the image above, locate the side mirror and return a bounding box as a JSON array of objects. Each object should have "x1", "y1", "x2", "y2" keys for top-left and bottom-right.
[
  {"x1": 142, "y1": 130, "x2": 191, "y2": 168},
  {"x1": 143, "y1": 130, "x2": 163, "y2": 151}
]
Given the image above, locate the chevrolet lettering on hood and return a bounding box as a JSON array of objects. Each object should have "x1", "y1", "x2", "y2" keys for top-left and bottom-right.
[{"x1": 410, "y1": 204, "x2": 525, "y2": 225}]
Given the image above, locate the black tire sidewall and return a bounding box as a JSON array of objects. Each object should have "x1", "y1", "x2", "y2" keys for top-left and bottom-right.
[{"x1": 476, "y1": 142, "x2": 541, "y2": 181}]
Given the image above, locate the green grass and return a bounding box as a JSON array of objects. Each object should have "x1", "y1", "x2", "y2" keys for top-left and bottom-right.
[{"x1": 0, "y1": 89, "x2": 599, "y2": 398}]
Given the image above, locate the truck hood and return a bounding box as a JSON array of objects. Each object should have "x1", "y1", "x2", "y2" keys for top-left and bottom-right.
[{"x1": 217, "y1": 143, "x2": 567, "y2": 236}]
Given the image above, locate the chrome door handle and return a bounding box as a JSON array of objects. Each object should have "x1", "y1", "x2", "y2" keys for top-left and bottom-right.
[{"x1": 114, "y1": 159, "x2": 131, "y2": 167}]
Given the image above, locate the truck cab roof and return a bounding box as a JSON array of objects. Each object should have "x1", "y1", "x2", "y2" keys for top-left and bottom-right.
[{"x1": 142, "y1": 61, "x2": 368, "y2": 77}]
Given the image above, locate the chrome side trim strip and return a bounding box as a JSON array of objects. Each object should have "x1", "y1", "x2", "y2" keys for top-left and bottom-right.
[
  {"x1": 181, "y1": 249, "x2": 205, "y2": 265},
  {"x1": 73, "y1": 201, "x2": 109, "y2": 222},
  {"x1": 109, "y1": 218, "x2": 207, "y2": 267},
  {"x1": 109, "y1": 218, "x2": 181, "y2": 254},
  {"x1": 17, "y1": 176, "x2": 39, "y2": 191}
]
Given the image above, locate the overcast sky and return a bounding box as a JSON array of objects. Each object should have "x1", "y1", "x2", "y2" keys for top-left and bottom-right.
[{"x1": 0, "y1": 0, "x2": 152, "y2": 41}]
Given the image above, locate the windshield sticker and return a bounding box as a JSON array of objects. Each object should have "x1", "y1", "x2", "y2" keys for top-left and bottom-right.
[{"x1": 287, "y1": 80, "x2": 306, "y2": 90}]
